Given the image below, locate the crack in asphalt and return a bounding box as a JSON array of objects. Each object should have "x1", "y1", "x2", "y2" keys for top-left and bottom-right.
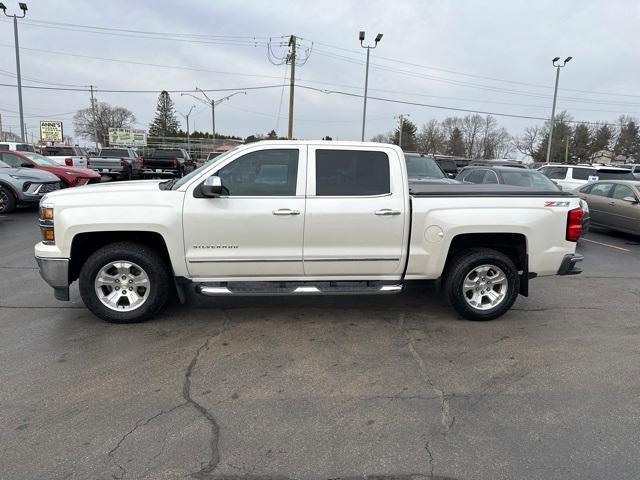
[
  {"x1": 425, "y1": 441, "x2": 435, "y2": 479},
  {"x1": 396, "y1": 311, "x2": 454, "y2": 435},
  {"x1": 185, "y1": 313, "x2": 231, "y2": 479}
]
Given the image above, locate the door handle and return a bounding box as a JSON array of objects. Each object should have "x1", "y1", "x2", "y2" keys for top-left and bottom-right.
[
  {"x1": 272, "y1": 208, "x2": 300, "y2": 216},
  {"x1": 375, "y1": 208, "x2": 401, "y2": 216}
]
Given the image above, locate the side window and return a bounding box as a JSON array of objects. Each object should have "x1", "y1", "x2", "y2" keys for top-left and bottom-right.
[
  {"x1": 590, "y1": 183, "x2": 614, "y2": 197},
  {"x1": 0, "y1": 153, "x2": 22, "y2": 167},
  {"x1": 572, "y1": 168, "x2": 596, "y2": 181},
  {"x1": 612, "y1": 184, "x2": 637, "y2": 201},
  {"x1": 544, "y1": 167, "x2": 568, "y2": 180},
  {"x1": 315, "y1": 149, "x2": 390, "y2": 196},
  {"x1": 482, "y1": 170, "x2": 499, "y2": 184},
  {"x1": 216, "y1": 149, "x2": 299, "y2": 196},
  {"x1": 0, "y1": 144, "x2": 9, "y2": 150},
  {"x1": 465, "y1": 170, "x2": 486, "y2": 184},
  {"x1": 579, "y1": 184, "x2": 593, "y2": 194}
]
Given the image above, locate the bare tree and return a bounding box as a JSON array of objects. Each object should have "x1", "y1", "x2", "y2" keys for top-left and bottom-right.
[
  {"x1": 416, "y1": 119, "x2": 445, "y2": 153},
  {"x1": 74, "y1": 101, "x2": 136, "y2": 146},
  {"x1": 460, "y1": 114, "x2": 484, "y2": 158},
  {"x1": 370, "y1": 131, "x2": 393, "y2": 143},
  {"x1": 515, "y1": 126, "x2": 542, "y2": 158}
]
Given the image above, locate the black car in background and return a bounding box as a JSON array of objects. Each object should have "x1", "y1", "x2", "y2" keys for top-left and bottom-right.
[{"x1": 405, "y1": 154, "x2": 461, "y2": 184}]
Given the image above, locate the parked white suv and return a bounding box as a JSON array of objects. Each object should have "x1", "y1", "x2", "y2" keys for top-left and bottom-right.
[
  {"x1": 538, "y1": 164, "x2": 635, "y2": 191},
  {"x1": 0, "y1": 142, "x2": 35, "y2": 153}
]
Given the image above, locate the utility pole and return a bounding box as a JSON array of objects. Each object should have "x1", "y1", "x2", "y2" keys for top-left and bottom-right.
[
  {"x1": 545, "y1": 56, "x2": 572, "y2": 164},
  {"x1": 564, "y1": 135, "x2": 569, "y2": 163},
  {"x1": 179, "y1": 105, "x2": 195, "y2": 156},
  {"x1": 395, "y1": 114, "x2": 409, "y2": 150},
  {"x1": 359, "y1": 31, "x2": 383, "y2": 141},
  {"x1": 287, "y1": 35, "x2": 296, "y2": 140},
  {"x1": 90, "y1": 85, "x2": 99, "y2": 149},
  {"x1": 1, "y1": 2, "x2": 28, "y2": 142}
]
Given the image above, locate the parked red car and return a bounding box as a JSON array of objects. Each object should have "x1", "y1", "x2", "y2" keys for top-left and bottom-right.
[{"x1": 0, "y1": 151, "x2": 101, "y2": 187}]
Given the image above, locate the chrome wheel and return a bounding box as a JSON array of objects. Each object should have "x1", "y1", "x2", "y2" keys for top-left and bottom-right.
[
  {"x1": 94, "y1": 261, "x2": 150, "y2": 312},
  {"x1": 462, "y1": 264, "x2": 508, "y2": 311}
]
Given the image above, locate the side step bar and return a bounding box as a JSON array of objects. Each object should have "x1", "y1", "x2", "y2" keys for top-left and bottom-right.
[{"x1": 196, "y1": 281, "x2": 403, "y2": 297}]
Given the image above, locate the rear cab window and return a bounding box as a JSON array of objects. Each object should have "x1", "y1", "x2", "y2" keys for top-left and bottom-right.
[
  {"x1": 315, "y1": 149, "x2": 390, "y2": 196},
  {"x1": 43, "y1": 146, "x2": 75, "y2": 156}
]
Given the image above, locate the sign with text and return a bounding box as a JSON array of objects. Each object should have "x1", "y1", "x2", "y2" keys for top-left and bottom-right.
[
  {"x1": 108, "y1": 128, "x2": 147, "y2": 146},
  {"x1": 40, "y1": 121, "x2": 63, "y2": 143}
]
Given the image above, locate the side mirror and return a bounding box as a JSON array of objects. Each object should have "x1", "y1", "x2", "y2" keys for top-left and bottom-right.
[
  {"x1": 200, "y1": 175, "x2": 223, "y2": 197},
  {"x1": 623, "y1": 196, "x2": 639, "y2": 204},
  {"x1": 21, "y1": 162, "x2": 34, "y2": 168}
]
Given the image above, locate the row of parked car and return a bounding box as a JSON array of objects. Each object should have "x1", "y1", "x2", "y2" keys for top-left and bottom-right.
[
  {"x1": 406, "y1": 153, "x2": 640, "y2": 236},
  {"x1": 0, "y1": 141, "x2": 196, "y2": 213}
]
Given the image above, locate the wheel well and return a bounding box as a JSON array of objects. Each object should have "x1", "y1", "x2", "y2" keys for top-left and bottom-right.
[
  {"x1": 0, "y1": 181, "x2": 18, "y2": 200},
  {"x1": 69, "y1": 231, "x2": 171, "y2": 282},
  {"x1": 446, "y1": 233, "x2": 527, "y2": 271}
]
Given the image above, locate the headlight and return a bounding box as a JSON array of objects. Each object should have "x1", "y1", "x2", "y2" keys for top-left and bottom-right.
[{"x1": 39, "y1": 205, "x2": 55, "y2": 244}]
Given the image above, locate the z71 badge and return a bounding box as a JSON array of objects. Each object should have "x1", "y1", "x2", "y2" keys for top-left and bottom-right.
[{"x1": 544, "y1": 201, "x2": 570, "y2": 207}]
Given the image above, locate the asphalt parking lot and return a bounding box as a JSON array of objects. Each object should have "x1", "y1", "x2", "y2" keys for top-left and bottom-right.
[{"x1": 1, "y1": 207, "x2": 639, "y2": 480}]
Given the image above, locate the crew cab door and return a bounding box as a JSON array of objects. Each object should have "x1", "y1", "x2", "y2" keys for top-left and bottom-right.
[
  {"x1": 303, "y1": 146, "x2": 408, "y2": 277},
  {"x1": 182, "y1": 146, "x2": 306, "y2": 278}
]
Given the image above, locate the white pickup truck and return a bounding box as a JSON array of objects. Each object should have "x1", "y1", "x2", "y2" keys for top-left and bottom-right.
[
  {"x1": 34, "y1": 141, "x2": 584, "y2": 323},
  {"x1": 41, "y1": 145, "x2": 89, "y2": 168}
]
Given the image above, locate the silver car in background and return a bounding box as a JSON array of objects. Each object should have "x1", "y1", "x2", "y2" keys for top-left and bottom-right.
[
  {"x1": 575, "y1": 180, "x2": 640, "y2": 236},
  {"x1": 0, "y1": 159, "x2": 60, "y2": 214}
]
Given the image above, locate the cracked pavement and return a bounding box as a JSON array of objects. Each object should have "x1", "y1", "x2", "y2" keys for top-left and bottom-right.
[{"x1": 1, "y1": 208, "x2": 640, "y2": 479}]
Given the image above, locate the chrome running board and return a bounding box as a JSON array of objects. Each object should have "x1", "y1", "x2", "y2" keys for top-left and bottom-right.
[{"x1": 196, "y1": 281, "x2": 403, "y2": 297}]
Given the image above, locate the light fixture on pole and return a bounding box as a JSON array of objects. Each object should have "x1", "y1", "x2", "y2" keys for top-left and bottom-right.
[
  {"x1": 1, "y1": 2, "x2": 28, "y2": 142},
  {"x1": 545, "y1": 56, "x2": 572, "y2": 164},
  {"x1": 178, "y1": 105, "x2": 196, "y2": 156},
  {"x1": 181, "y1": 89, "x2": 246, "y2": 149},
  {"x1": 359, "y1": 31, "x2": 383, "y2": 141}
]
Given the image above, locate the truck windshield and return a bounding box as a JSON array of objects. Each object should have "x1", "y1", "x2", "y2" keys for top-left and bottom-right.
[
  {"x1": 99, "y1": 149, "x2": 129, "y2": 157},
  {"x1": 43, "y1": 146, "x2": 74, "y2": 156},
  {"x1": 405, "y1": 155, "x2": 445, "y2": 179},
  {"x1": 168, "y1": 148, "x2": 236, "y2": 190}
]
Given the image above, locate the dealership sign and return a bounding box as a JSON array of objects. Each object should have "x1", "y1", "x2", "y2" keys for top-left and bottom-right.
[
  {"x1": 108, "y1": 128, "x2": 147, "y2": 146},
  {"x1": 40, "y1": 121, "x2": 63, "y2": 143}
]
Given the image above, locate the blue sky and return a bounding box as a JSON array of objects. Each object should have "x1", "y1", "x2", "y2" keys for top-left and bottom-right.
[{"x1": 1, "y1": 0, "x2": 639, "y2": 144}]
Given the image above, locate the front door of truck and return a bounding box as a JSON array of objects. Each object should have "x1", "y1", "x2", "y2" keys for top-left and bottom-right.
[
  {"x1": 303, "y1": 147, "x2": 407, "y2": 277},
  {"x1": 183, "y1": 146, "x2": 306, "y2": 278}
]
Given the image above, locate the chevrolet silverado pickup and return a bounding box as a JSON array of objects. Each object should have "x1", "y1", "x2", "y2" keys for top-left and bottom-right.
[
  {"x1": 88, "y1": 147, "x2": 142, "y2": 180},
  {"x1": 41, "y1": 145, "x2": 89, "y2": 168},
  {"x1": 34, "y1": 141, "x2": 584, "y2": 323}
]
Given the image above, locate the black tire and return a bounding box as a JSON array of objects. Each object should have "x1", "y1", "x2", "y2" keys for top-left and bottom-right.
[
  {"x1": 0, "y1": 185, "x2": 16, "y2": 214},
  {"x1": 123, "y1": 168, "x2": 133, "y2": 181},
  {"x1": 444, "y1": 248, "x2": 519, "y2": 321},
  {"x1": 79, "y1": 241, "x2": 170, "y2": 323}
]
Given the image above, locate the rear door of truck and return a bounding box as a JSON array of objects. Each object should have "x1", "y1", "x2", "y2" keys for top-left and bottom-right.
[{"x1": 303, "y1": 146, "x2": 408, "y2": 277}]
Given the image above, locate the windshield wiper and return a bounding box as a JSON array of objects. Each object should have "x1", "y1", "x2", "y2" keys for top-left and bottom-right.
[{"x1": 159, "y1": 179, "x2": 177, "y2": 190}]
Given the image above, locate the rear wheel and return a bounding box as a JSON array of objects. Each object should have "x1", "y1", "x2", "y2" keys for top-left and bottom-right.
[
  {"x1": 79, "y1": 242, "x2": 169, "y2": 323},
  {"x1": 444, "y1": 248, "x2": 519, "y2": 321},
  {"x1": 0, "y1": 186, "x2": 16, "y2": 213}
]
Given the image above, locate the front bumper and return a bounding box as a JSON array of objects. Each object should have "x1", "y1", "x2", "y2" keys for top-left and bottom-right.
[
  {"x1": 557, "y1": 253, "x2": 584, "y2": 276},
  {"x1": 35, "y1": 256, "x2": 70, "y2": 300},
  {"x1": 141, "y1": 169, "x2": 180, "y2": 178}
]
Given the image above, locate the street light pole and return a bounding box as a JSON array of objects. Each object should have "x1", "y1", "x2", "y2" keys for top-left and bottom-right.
[
  {"x1": 1, "y1": 2, "x2": 28, "y2": 142},
  {"x1": 359, "y1": 31, "x2": 383, "y2": 142},
  {"x1": 179, "y1": 105, "x2": 195, "y2": 156},
  {"x1": 545, "y1": 56, "x2": 572, "y2": 164},
  {"x1": 182, "y1": 89, "x2": 246, "y2": 149}
]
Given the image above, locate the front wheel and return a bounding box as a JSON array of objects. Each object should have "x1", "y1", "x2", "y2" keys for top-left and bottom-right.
[
  {"x1": 79, "y1": 242, "x2": 170, "y2": 323},
  {"x1": 0, "y1": 186, "x2": 16, "y2": 213},
  {"x1": 444, "y1": 248, "x2": 520, "y2": 321}
]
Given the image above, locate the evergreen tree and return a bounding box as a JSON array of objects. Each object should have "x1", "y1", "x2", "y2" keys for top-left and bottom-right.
[
  {"x1": 590, "y1": 124, "x2": 613, "y2": 155},
  {"x1": 446, "y1": 127, "x2": 465, "y2": 156},
  {"x1": 149, "y1": 91, "x2": 180, "y2": 138},
  {"x1": 614, "y1": 120, "x2": 640, "y2": 159},
  {"x1": 392, "y1": 119, "x2": 418, "y2": 150},
  {"x1": 571, "y1": 124, "x2": 591, "y2": 162}
]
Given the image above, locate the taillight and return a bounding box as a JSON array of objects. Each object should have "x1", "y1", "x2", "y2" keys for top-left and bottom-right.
[
  {"x1": 566, "y1": 207, "x2": 584, "y2": 242},
  {"x1": 173, "y1": 159, "x2": 179, "y2": 169},
  {"x1": 64, "y1": 158, "x2": 73, "y2": 166},
  {"x1": 140, "y1": 157, "x2": 144, "y2": 167},
  {"x1": 120, "y1": 158, "x2": 125, "y2": 167}
]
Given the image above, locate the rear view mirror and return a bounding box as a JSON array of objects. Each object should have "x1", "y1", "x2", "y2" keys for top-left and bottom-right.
[
  {"x1": 201, "y1": 175, "x2": 223, "y2": 197},
  {"x1": 623, "y1": 196, "x2": 639, "y2": 204}
]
